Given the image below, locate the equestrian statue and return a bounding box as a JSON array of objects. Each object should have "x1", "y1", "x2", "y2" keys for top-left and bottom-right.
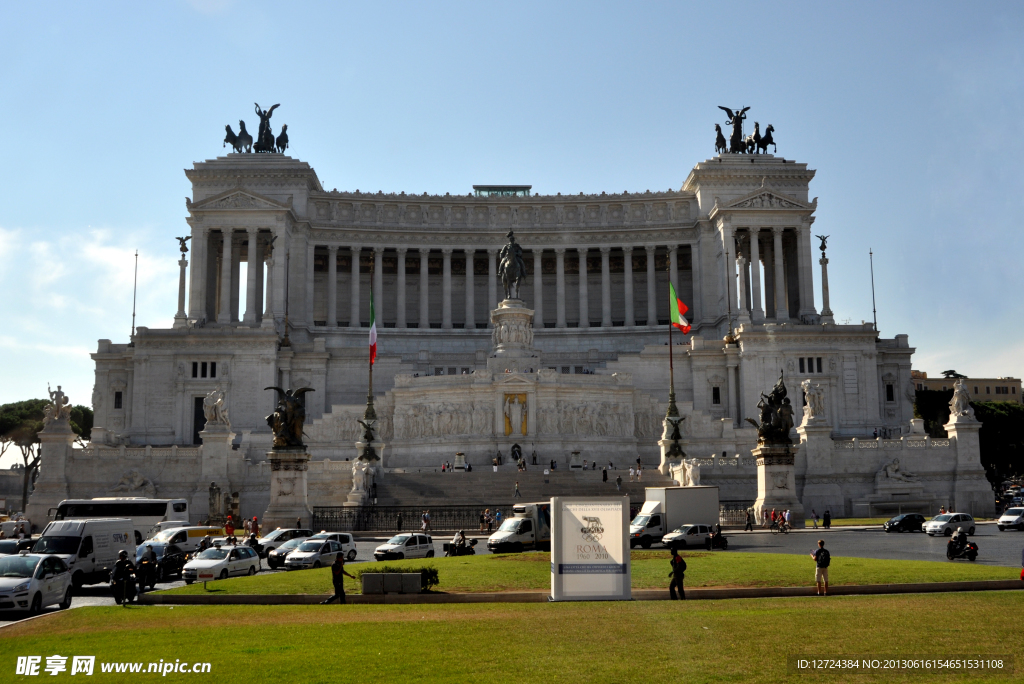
[{"x1": 498, "y1": 230, "x2": 527, "y2": 301}]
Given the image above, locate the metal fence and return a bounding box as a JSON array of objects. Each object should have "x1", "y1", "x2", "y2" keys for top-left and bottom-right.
[{"x1": 719, "y1": 500, "x2": 755, "y2": 527}]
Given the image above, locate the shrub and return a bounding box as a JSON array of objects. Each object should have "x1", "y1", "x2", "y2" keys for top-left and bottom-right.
[{"x1": 354, "y1": 565, "x2": 439, "y2": 591}]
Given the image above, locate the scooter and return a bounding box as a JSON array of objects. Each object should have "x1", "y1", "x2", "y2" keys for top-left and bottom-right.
[
  {"x1": 946, "y1": 538, "x2": 979, "y2": 561},
  {"x1": 137, "y1": 558, "x2": 157, "y2": 591},
  {"x1": 705, "y1": 531, "x2": 729, "y2": 550},
  {"x1": 111, "y1": 570, "x2": 137, "y2": 605},
  {"x1": 444, "y1": 539, "x2": 478, "y2": 557}
]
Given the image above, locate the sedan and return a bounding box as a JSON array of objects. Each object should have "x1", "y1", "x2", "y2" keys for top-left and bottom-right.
[
  {"x1": 662, "y1": 524, "x2": 713, "y2": 549},
  {"x1": 256, "y1": 528, "x2": 313, "y2": 556},
  {"x1": 924, "y1": 513, "x2": 976, "y2": 537},
  {"x1": 182, "y1": 546, "x2": 260, "y2": 584},
  {"x1": 0, "y1": 553, "x2": 73, "y2": 614},
  {"x1": 998, "y1": 507, "x2": 1024, "y2": 531},
  {"x1": 266, "y1": 537, "x2": 305, "y2": 569},
  {"x1": 883, "y1": 513, "x2": 926, "y2": 533},
  {"x1": 307, "y1": 532, "x2": 357, "y2": 561},
  {"x1": 373, "y1": 534, "x2": 434, "y2": 561},
  {"x1": 284, "y1": 539, "x2": 345, "y2": 570}
]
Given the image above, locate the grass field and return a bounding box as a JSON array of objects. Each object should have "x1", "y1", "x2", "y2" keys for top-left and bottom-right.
[
  {"x1": 3, "y1": 593, "x2": 1021, "y2": 683},
  {"x1": 159, "y1": 551, "x2": 1016, "y2": 596}
]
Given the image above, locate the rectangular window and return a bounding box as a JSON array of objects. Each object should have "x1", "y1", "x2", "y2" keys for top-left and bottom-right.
[
  {"x1": 917, "y1": 383, "x2": 923, "y2": 391},
  {"x1": 447, "y1": 367, "x2": 456, "y2": 376},
  {"x1": 192, "y1": 362, "x2": 198, "y2": 378},
  {"x1": 974, "y1": 386, "x2": 979, "y2": 394},
  {"x1": 886, "y1": 384, "x2": 895, "y2": 402},
  {"x1": 808, "y1": 357, "x2": 815, "y2": 373},
  {"x1": 434, "y1": 367, "x2": 443, "y2": 376},
  {"x1": 799, "y1": 358, "x2": 805, "y2": 373},
  {"x1": 816, "y1": 357, "x2": 822, "y2": 373},
  {"x1": 201, "y1": 362, "x2": 208, "y2": 378},
  {"x1": 574, "y1": 366, "x2": 583, "y2": 374},
  {"x1": 1014, "y1": 387, "x2": 1017, "y2": 395},
  {"x1": 560, "y1": 366, "x2": 570, "y2": 374},
  {"x1": 986, "y1": 386, "x2": 991, "y2": 394},
  {"x1": 460, "y1": 367, "x2": 470, "y2": 375},
  {"x1": 210, "y1": 362, "x2": 217, "y2": 378},
  {"x1": 114, "y1": 391, "x2": 123, "y2": 410},
  {"x1": 712, "y1": 387, "x2": 721, "y2": 405}
]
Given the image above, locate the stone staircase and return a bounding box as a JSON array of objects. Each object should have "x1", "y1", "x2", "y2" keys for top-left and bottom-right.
[{"x1": 374, "y1": 466, "x2": 675, "y2": 507}]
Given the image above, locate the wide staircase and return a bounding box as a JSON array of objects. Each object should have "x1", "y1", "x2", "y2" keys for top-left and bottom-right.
[{"x1": 373, "y1": 466, "x2": 675, "y2": 508}]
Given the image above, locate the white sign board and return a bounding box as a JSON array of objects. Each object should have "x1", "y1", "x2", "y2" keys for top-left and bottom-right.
[{"x1": 550, "y1": 496, "x2": 630, "y2": 601}]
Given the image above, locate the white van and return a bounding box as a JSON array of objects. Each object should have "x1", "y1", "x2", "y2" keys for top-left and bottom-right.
[
  {"x1": 34, "y1": 519, "x2": 136, "y2": 588},
  {"x1": 146, "y1": 526, "x2": 225, "y2": 553}
]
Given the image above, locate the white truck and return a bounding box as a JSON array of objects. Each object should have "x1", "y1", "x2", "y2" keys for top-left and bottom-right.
[
  {"x1": 33, "y1": 519, "x2": 136, "y2": 588},
  {"x1": 629, "y1": 486, "x2": 719, "y2": 549},
  {"x1": 487, "y1": 502, "x2": 552, "y2": 553}
]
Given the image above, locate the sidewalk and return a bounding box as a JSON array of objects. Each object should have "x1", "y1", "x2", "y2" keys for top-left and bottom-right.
[{"x1": 138, "y1": 579, "x2": 1024, "y2": 606}]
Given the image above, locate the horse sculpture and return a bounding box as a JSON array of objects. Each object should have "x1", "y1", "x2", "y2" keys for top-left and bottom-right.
[
  {"x1": 714, "y1": 124, "x2": 727, "y2": 155},
  {"x1": 498, "y1": 231, "x2": 526, "y2": 300},
  {"x1": 744, "y1": 122, "x2": 762, "y2": 154},
  {"x1": 756, "y1": 124, "x2": 776, "y2": 154},
  {"x1": 719, "y1": 105, "x2": 750, "y2": 154},
  {"x1": 224, "y1": 125, "x2": 242, "y2": 153},
  {"x1": 275, "y1": 124, "x2": 289, "y2": 154},
  {"x1": 236, "y1": 121, "x2": 253, "y2": 153}
]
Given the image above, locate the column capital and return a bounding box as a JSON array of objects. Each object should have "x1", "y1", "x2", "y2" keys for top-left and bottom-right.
[
  {"x1": 667, "y1": 245, "x2": 678, "y2": 254},
  {"x1": 577, "y1": 246, "x2": 589, "y2": 253},
  {"x1": 622, "y1": 245, "x2": 633, "y2": 254},
  {"x1": 554, "y1": 247, "x2": 566, "y2": 255},
  {"x1": 487, "y1": 248, "x2": 499, "y2": 255},
  {"x1": 350, "y1": 244, "x2": 362, "y2": 252},
  {"x1": 395, "y1": 246, "x2": 408, "y2": 255},
  {"x1": 645, "y1": 244, "x2": 657, "y2": 255},
  {"x1": 441, "y1": 247, "x2": 453, "y2": 256},
  {"x1": 599, "y1": 246, "x2": 611, "y2": 254},
  {"x1": 246, "y1": 226, "x2": 259, "y2": 236},
  {"x1": 772, "y1": 226, "x2": 785, "y2": 236},
  {"x1": 373, "y1": 246, "x2": 385, "y2": 255},
  {"x1": 327, "y1": 244, "x2": 339, "y2": 254}
]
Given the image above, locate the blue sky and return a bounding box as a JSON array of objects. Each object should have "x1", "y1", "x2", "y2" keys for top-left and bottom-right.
[{"x1": 2, "y1": 1, "x2": 1023, "y2": 411}]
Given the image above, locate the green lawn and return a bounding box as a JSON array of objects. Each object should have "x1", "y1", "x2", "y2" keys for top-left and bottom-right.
[
  {"x1": 159, "y1": 551, "x2": 1016, "y2": 596},
  {"x1": 3, "y1": 593, "x2": 1021, "y2": 683}
]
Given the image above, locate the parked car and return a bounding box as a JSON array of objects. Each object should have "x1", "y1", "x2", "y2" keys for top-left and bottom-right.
[
  {"x1": 182, "y1": 545, "x2": 260, "y2": 584},
  {"x1": 0, "y1": 540, "x2": 21, "y2": 556},
  {"x1": 373, "y1": 534, "x2": 434, "y2": 561},
  {"x1": 307, "y1": 532, "x2": 357, "y2": 561},
  {"x1": 0, "y1": 553, "x2": 73, "y2": 614},
  {"x1": 883, "y1": 513, "x2": 926, "y2": 533},
  {"x1": 266, "y1": 537, "x2": 306, "y2": 570},
  {"x1": 283, "y1": 539, "x2": 345, "y2": 570},
  {"x1": 135, "y1": 543, "x2": 187, "y2": 582},
  {"x1": 662, "y1": 524, "x2": 714, "y2": 549},
  {"x1": 997, "y1": 507, "x2": 1024, "y2": 531},
  {"x1": 256, "y1": 528, "x2": 313, "y2": 556},
  {"x1": 924, "y1": 513, "x2": 975, "y2": 537}
]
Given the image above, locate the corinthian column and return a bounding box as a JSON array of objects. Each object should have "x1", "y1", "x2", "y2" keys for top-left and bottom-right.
[
  {"x1": 187, "y1": 227, "x2": 207, "y2": 321},
  {"x1": 577, "y1": 247, "x2": 589, "y2": 328},
  {"x1": 217, "y1": 230, "x2": 233, "y2": 324},
  {"x1": 243, "y1": 228, "x2": 260, "y2": 325},
  {"x1": 533, "y1": 250, "x2": 544, "y2": 328},
  {"x1": 419, "y1": 250, "x2": 429, "y2": 328},
  {"x1": 645, "y1": 245, "x2": 657, "y2": 326},
  {"x1": 736, "y1": 253, "x2": 751, "y2": 325},
  {"x1": 750, "y1": 230, "x2": 764, "y2": 323},
  {"x1": 773, "y1": 227, "x2": 788, "y2": 320},
  {"x1": 326, "y1": 245, "x2": 338, "y2": 327},
  {"x1": 555, "y1": 248, "x2": 566, "y2": 328},
  {"x1": 349, "y1": 246, "x2": 361, "y2": 327},
  {"x1": 396, "y1": 247, "x2": 407, "y2": 328},
  {"x1": 600, "y1": 247, "x2": 611, "y2": 327},
  {"x1": 373, "y1": 247, "x2": 384, "y2": 325},
  {"x1": 464, "y1": 249, "x2": 475, "y2": 329},
  {"x1": 442, "y1": 248, "x2": 453, "y2": 329},
  {"x1": 623, "y1": 246, "x2": 634, "y2": 326},
  {"x1": 487, "y1": 249, "x2": 498, "y2": 317}
]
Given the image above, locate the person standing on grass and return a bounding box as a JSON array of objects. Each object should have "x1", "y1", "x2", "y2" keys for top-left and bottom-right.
[
  {"x1": 321, "y1": 551, "x2": 356, "y2": 604},
  {"x1": 669, "y1": 548, "x2": 687, "y2": 600},
  {"x1": 744, "y1": 509, "x2": 753, "y2": 531},
  {"x1": 811, "y1": 539, "x2": 830, "y2": 596},
  {"x1": 514, "y1": 481, "x2": 522, "y2": 498}
]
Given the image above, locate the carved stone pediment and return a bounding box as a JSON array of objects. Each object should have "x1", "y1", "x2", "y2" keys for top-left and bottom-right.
[
  {"x1": 723, "y1": 188, "x2": 811, "y2": 211},
  {"x1": 498, "y1": 374, "x2": 534, "y2": 387},
  {"x1": 188, "y1": 188, "x2": 291, "y2": 212}
]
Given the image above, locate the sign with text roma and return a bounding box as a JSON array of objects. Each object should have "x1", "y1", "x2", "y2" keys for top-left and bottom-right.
[{"x1": 550, "y1": 497, "x2": 631, "y2": 601}]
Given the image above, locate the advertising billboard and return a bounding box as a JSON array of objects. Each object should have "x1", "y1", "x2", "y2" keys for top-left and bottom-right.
[{"x1": 550, "y1": 496, "x2": 631, "y2": 601}]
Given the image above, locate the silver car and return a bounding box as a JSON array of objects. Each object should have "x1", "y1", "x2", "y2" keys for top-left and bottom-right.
[
  {"x1": 924, "y1": 513, "x2": 975, "y2": 536},
  {"x1": 284, "y1": 539, "x2": 345, "y2": 570}
]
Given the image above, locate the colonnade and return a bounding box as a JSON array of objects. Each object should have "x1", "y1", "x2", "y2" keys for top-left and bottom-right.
[
  {"x1": 306, "y1": 244, "x2": 698, "y2": 331},
  {"x1": 186, "y1": 228, "x2": 278, "y2": 327},
  {"x1": 721, "y1": 225, "x2": 816, "y2": 323}
]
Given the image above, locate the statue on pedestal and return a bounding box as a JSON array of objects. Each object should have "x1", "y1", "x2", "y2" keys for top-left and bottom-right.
[
  {"x1": 203, "y1": 389, "x2": 231, "y2": 427},
  {"x1": 264, "y1": 387, "x2": 315, "y2": 449},
  {"x1": 949, "y1": 379, "x2": 975, "y2": 419},
  {"x1": 800, "y1": 379, "x2": 826, "y2": 422},
  {"x1": 498, "y1": 231, "x2": 526, "y2": 300},
  {"x1": 745, "y1": 372, "x2": 794, "y2": 445},
  {"x1": 253, "y1": 103, "x2": 280, "y2": 153},
  {"x1": 43, "y1": 384, "x2": 72, "y2": 427}
]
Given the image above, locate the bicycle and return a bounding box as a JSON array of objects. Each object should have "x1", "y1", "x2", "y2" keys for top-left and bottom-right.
[{"x1": 770, "y1": 521, "x2": 790, "y2": 535}]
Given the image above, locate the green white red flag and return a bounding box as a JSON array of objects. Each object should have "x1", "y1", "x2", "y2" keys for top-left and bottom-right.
[
  {"x1": 369, "y1": 288, "x2": 377, "y2": 365},
  {"x1": 669, "y1": 282, "x2": 691, "y2": 334}
]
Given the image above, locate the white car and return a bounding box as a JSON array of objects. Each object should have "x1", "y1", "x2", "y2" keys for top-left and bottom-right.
[
  {"x1": 998, "y1": 508, "x2": 1024, "y2": 531},
  {"x1": 924, "y1": 513, "x2": 976, "y2": 537},
  {"x1": 662, "y1": 524, "x2": 714, "y2": 549},
  {"x1": 182, "y1": 545, "x2": 260, "y2": 583},
  {"x1": 373, "y1": 534, "x2": 435, "y2": 561},
  {"x1": 256, "y1": 528, "x2": 313, "y2": 556},
  {"x1": 283, "y1": 539, "x2": 345, "y2": 570},
  {"x1": 0, "y1": 553, "x2": 73, "y2": 614},
  {"x1": 307, "y1": 532, "x2": 357, "y2": 561}
]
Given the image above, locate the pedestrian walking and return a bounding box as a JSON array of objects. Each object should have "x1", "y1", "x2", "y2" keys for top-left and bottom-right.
[
  {"x1": 629, "y1": 467, "x2": 635, "y2": 482},
  {"x1": 321, "y1": 551, "x2": 356, "y2": 604},
  {"x1": 602, "y1": 468, "x2": 608, "y2": 482},
  {"x1": 744, "y1": 510, "x2": 753, "y2": 531},
  {"x1": 396, "y1": 512, "x2": 403, "y2": 531},
  {"x1": 616, "y1": 475, "x2": 622, "y2": 492},
  {"x1": 479, "y1": 510, "x2": 486, "y2": 532},
  {"x1": 244, "y1": 519, "x2": 251, "y2": 535},
  {"x1": 784, "y1": 509, "x2": 791, "y2": 527},
  {"x1": 495, "y1": 510, "x2": 503, "y2": 526},
  {"x1": 251, "y1": 517, "x2": 259, "y2": 538},
  {"x1": 811, "y1": 539, "x2": 831, "y2": 596},
  {"x1": 669, "y1": 548, "x2": 686, "y2": 600},
  {"x1": 637, "y1": 466, "x2": 642, "y2": 482},
  {"x1": 421, "y1": 510, "x2": 431, "y2": 531},
  {"x1": 514, "y1": 481, "x2": 522, "y2": 498},
  {"x1": 811, "y1": 510, "x2": 819, "y2": 529},
  {"x1": 823, "y1": 510, "x2": 831, "y2": 529}
]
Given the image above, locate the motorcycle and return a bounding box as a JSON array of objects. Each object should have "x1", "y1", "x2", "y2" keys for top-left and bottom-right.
[
  {"x1": 946, "y1": 538, "x2": 979, "y2": 561},
  {"x1": 137, "y1": 558, "x2": 157, "y2": 591},
  {"x1": 444, "y1": 538, "x2": 478, "y2": 557},
  {"x1": 111, "y1": 570, "x2": 137, "y2": 605},
  {"x1": 705, "y1": 531, "x2": 729, "y2": 550}
]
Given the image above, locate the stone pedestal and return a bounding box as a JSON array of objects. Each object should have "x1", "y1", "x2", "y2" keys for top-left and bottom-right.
[
  {"x1": 569, "y1": 451, "x2": 583, "y2": 469},
  {"x1": 262, "y1": 448, "x2": 312, "y2": 530},
  {"x1": 487, "y1": 299, "x2": 540, "y2": 374},
  {"x1": 797, "y1": 420, "x2": 844, "y2": 517},
  {"x1": 752, "y1": 444, "x2": 805, "y2": 527},
  {"x1": 25, "y1": 427, "x2": 74, "y2": 526},
  {"x1": 199, "y1": 423, "x2": 235, "y2": 486},
  {"x1": 453, "y1": 452, "x2": 467, "y2": 471},
  {"x1": 944, "y1": 416, "x2": 995, "y2": 518}
]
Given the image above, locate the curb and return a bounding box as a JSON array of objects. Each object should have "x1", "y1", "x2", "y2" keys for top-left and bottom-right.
[{"x1": 138, "y1": 579, "x2": 1024, "y2": 605}]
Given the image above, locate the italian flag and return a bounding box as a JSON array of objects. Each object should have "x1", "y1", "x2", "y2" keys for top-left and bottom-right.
[
  {"x1": 669, "y1": 282, "x2": 691, "y2": 334},
  {"x1": 369, "y1": 288, "x2": 377, "y2": 365}
]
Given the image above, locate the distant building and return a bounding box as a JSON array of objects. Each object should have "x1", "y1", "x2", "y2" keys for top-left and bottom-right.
[{"x1": 912, "y1": 371, "x2": 1021, "y2": 403}]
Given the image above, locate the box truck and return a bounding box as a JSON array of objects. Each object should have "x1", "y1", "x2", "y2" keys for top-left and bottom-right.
[
  {"x1": 486, "y1": 502, "x2": 551, "y2": 553},
  {"x1": 629, "y1": 486, "x2": 719, "y2": 548}
]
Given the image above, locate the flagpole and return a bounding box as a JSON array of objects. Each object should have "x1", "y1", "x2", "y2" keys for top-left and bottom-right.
[
  {"x1": 665, "y1": 264, "x2": 682, "y2": 460},
  {"x1": 365, "y1": 257, "x2": 376, "y2": 423}
]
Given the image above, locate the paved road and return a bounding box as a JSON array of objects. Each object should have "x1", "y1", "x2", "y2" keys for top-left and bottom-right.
[{"x1": 2, "y1": 524, "x2": 1020, "y2": 627}]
